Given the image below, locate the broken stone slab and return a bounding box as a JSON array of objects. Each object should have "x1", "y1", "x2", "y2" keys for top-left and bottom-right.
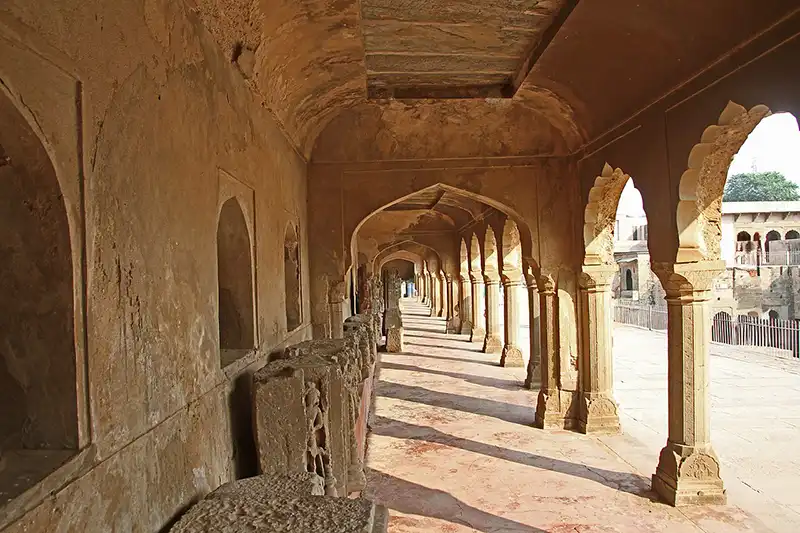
[
  {"x1": 252, "y1": 355, "x2": 339, "y2": 496},
  {"x1": 208, "y1": 472, "x2": 325, "y2": 502},
  {"x1": 170, "y1": 491, "x2": 388, "y2": 533}
]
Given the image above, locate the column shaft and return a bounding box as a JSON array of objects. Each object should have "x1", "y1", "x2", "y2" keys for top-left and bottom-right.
[
  {"x1": 578, "y1": 266, "x2": 620, "y2": 434},
  {"x1": 460, "y1": 276, "x2": 473, "y2": 335},
  {"x1": 534, "y1": 276, "x2": 571, "y2": 429},
  {"x1": 483, "y1": 280, "x2": 503, "y2": 353},
  {"x1": 525, "y1": 280, "x2": 541, "y2": 389},
  {"x1": 500, "y1": 280, "x2": 525, "y2": 367},
  {"x1": 651, "y1": 262, "x2": 726, "y2": 506},
  {"x1": 470, "y1": 278, "x2": 486, "y2": 342}
]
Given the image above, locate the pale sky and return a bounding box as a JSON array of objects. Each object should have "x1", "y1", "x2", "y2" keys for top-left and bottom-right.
[{"x1": 617, "y1": 113, "x2": 800, "y2": 218}]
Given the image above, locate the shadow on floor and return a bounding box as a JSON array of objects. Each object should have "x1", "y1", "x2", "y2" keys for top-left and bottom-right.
[
  {"x1": 371, "y1": 416, "x2": 654, "y2": 500},
  {"x1": 380, "y1": 361, "x2": 523, "y2": 391},
  {"x1": 378, "y1": 381, "x2": 534, "y2": 426},
  {"x1": 366, "y1": 468, "x2": 548, "y2": 533},
  {"x1": 404, "y1": 340, "x2": 485, "y2": 354}
]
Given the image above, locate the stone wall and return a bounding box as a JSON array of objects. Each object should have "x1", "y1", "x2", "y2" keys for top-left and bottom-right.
[{"x1": 0, "y1": 1, "x2": 312, "y2": 530}]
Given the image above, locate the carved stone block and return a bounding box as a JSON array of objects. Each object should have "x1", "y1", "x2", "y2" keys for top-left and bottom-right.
[{"x1": 253, "y1": 355, "x2": 338, "y2": 496}]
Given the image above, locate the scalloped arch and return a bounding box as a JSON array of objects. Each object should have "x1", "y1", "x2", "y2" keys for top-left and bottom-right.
[
  {"x1": 676, "y1": 101, "x2": 772, "y2": 262},
  {"x1": 583, "y1": 163, "x2": 631, "y2": 266}
]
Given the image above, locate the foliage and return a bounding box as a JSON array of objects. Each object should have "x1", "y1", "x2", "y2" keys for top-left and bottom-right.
[{"x1": 724, "y1": 171, "x2": 800, "y2": 202}]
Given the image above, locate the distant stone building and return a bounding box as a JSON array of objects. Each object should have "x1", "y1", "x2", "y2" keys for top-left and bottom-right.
[{"x1": 722, "y1": 201, "x2": 800, "y2": 267}]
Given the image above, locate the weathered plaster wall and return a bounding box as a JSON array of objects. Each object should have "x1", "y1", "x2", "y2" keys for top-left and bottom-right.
[
  {"x1": 0, "y1": 0, "x2": 311, "y2": 529},
  {"x1": 578, "y1": 17, "x2": 800, "y2": 264}
]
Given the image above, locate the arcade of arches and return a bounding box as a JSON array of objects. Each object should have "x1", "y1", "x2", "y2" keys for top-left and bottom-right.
[{"x1": 2, "y1": 2, "x2": 800, "y2": 532}]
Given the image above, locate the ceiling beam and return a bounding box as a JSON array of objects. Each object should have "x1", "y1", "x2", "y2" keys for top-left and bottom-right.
[{"x1": 505, "y1": 0, "x2": 581, "y2": 97}]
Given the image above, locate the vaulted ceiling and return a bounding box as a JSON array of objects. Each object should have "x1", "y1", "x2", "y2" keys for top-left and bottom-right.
[{"x1": 192, "y1": 0, "x2": 799, "y2": 158}]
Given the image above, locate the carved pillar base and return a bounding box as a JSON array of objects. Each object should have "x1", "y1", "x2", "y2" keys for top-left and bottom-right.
[
  {"x1": 652, "y1": 443, "x2": 726, "y2": 506},
  {"x1": 482, "y1": 334, "x2": 503, "y2": 354},
  {"x1": 446, "y1": 318, "x2": 460, "y2": 334},
  {"x1": 534, "y1": 389, "x2": 577, "y2": 430},
  {"x1": 578, "y1": 393, "x2": 621, "y2": 435},
  {"x1": 460, "y1": 320, "x2": 473, "y2": 335},
  {"x1": 500, "y1": 345, "x2": 524, "y2": 367},
  {"x1": 470, "y1": 327, "x2": 486, "y2": 343},
  {"x1": 524, "y1": 363, "x2": 541, "y2": 390}
]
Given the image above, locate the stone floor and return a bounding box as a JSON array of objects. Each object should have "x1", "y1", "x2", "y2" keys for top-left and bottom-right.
[{"x1": 364, "y1": 298, "x2": 799, "y2": 533}]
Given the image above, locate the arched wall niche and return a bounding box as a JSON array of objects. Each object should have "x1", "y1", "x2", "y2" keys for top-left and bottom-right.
[
  {"x1": 0, "y1": 40, "x2": 90, "y2": 449},
  {"x1": 217, "y1": 197, "x2": 256, "y2": 359},
  {"x1": 284, "y1": 222, "x2": 302, "y2": 332},
  {"x1": 676, "y1": 101, "x2": 772, "y2": 263},
  {"x1": 0, "y1": 86, "x2": 78, "y2": 452}
]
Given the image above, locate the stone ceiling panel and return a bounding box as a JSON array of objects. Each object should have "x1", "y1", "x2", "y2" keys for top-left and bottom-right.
[{"x1": 362, "y1": 0, "x2": 573, "y2": 98}]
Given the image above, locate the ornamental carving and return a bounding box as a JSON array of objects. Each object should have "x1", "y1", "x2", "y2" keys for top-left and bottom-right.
[
  {"x1": 676, "y1": 102, "x2": 771, "y2": 262},
  {"x1": 584, "y1": 164, "x2": 631, "y2": 266}
]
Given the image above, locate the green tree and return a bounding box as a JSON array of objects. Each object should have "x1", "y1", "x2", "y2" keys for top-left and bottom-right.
[{"x1": 723, "y1": 171, "x2": 800, "y2": 202}]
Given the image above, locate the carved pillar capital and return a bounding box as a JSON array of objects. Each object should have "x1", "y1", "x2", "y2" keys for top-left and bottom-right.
[
  {"x1": 578, "y1": 264, "x2": 617, "y2": 290},
  {"x1": 538, "y1": 274, "x2": 556, "y2": 295},
  {"x1": 650, "y1": 260, "x2": 724, "y2": 298}
]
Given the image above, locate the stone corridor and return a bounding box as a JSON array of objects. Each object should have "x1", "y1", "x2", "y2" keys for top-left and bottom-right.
[{"x1": 365, "y1": 299, "x2": 793, "y2": 533}]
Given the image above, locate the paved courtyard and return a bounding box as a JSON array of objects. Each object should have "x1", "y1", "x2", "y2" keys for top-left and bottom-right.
[{"x1": 365, "y1": 299, "x2": 800, "y2": 532}]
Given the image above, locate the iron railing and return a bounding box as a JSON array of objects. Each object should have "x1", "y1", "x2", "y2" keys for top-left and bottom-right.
[
  {"x1": 711, "y1": 314, "x2": 800, "y2": 358},
  {"x1": 613, "y1": 301, "x2": 668, "y2": 331},
  {"x1": 613, "y1": 300, "x2": 800, "y2": 359}
]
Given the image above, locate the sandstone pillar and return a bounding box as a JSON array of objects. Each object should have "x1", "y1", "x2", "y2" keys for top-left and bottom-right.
[
  {"x1": 650, "y1": 261, "x2": 726, "y2": 506},
  {"x1": 524, "y1": 273, "x2": 541, "y2": 389},
  {"x1": 483, "y1": 276, "x2": 503, "y2": 353},
  {"x1": 445, "y1": 277, "x2": 457, "y2": 332},
  {"x1": 500, "y1": 278, "x2": 525, "y2": 367},
  {"x1": 534, "y1": 275, "x2": 570, "y2": 428},
  {"x1": 438, "y1": 274, "x2": 446, "y2": 317},
  {"x1": 329, "y1": 280, "x2": 345, "y2": 340},
  {"x1": 470, "y1": 276, "x2": 486, "y2": 343},
  {"x1": 578, "y1": 265, "x2": 620, "y2": 434},
  {"x1": 459, "y1": 276, "x2": 473, "y2": 335}
]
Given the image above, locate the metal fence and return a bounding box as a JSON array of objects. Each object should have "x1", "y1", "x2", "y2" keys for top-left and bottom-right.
[
  {"x1": 613, "y1": 300, "x2": 668, "y2": 331},
  {"x1": 613, "y1": 300, "x2": 800, "y2": 359},
  {"x1": 712, "y1": 314, "x2": 800, "y2": 358}
]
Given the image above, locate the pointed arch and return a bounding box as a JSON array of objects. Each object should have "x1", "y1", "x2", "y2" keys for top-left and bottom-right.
[
  {"x1": 459, "y1": 238, "x2": 470, "y2": 279},
  {"x1": 350, "y1": 183, "x2": 536, "y2": 275},
  {"x1": 501, "y1": 219, "x2": 524, "y2": 281},
  {"x1": 676, "y1": 101, "x2": 772, "y2": 262},
  {"x1": 583, "y1": 163, "x2": 632, "y2": 265},
  {"x1": 469, "y1": 233, "x2": 482, "y2": 280},
  {"x1": 484, "y1": 225, "x2": 500, "y2": 279}
]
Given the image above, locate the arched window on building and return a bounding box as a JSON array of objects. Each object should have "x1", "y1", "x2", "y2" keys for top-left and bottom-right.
[
  {"x1": 765, "y1": 230, "x2": 781, "y2": 255},
  {"x1": 624, "y1": 269, "x2": 634, "y2": 291},
  {"x1": 786, "y1": 230, "x2": 799, "y2": 240},
  {"x1": 217, "y1": 198, "x2": 255, "y2": 366},
  {"x1": 768, "y1": 310, "x2": 780, "y2": 321},
  {"x1": 284, "y1": 224, "x2": 302, "y2": 332}
]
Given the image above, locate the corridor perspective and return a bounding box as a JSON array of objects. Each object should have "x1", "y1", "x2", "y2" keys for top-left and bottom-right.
[
  {"x1": 366, "y1": 299, "x2": 798, "y2": 533},
  {"x1": 6, "y1": 2, "x2": 800, "y2": 532}
]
